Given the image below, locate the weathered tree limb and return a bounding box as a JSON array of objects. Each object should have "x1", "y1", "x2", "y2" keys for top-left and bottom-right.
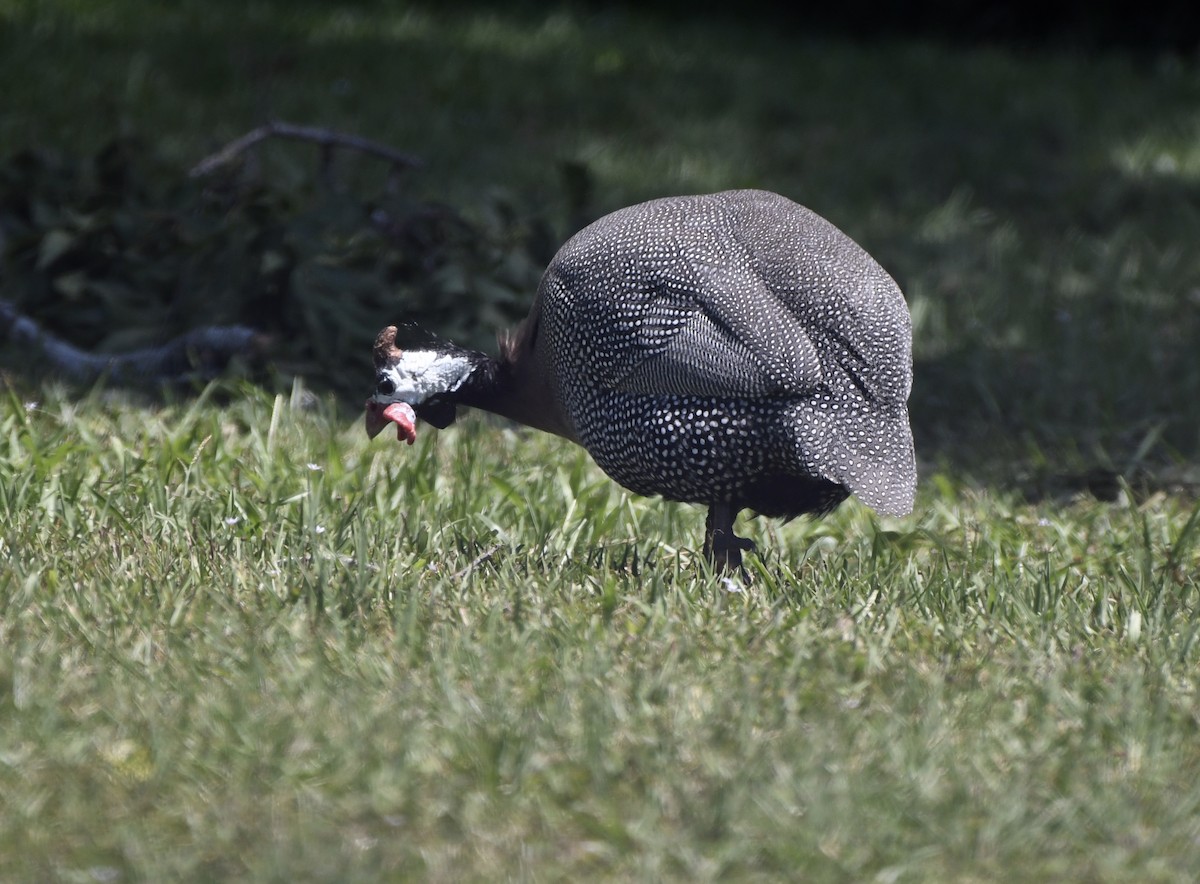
[
  {"x1": 189, "y1": 121, "x2": 421, "y2": 179},
  {"x1": 0, "y1": 299, "x2": 266, "y2": 384}
]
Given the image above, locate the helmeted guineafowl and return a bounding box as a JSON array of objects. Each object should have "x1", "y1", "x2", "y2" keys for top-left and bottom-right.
[{"x1": 365, "y1": 189, "x2": 915, "y2": 569}]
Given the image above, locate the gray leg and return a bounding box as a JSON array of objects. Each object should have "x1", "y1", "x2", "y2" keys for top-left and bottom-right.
[{"x1": 703, "y1": 503, "x2": 756, "y2": 571}]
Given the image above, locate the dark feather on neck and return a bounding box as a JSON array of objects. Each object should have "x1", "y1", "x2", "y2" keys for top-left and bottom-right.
[{"x1": 414, "y1": 398, "x2": 459, "y2": 429}]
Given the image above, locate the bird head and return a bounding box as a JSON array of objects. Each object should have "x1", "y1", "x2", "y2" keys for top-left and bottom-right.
[{"x1": 364, "y1": 325, "x2": 478, "y2": 444}]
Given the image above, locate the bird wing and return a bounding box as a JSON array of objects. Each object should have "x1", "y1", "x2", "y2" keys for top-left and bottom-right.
[
  {"x1": 586, "y1": 253, "x2": 825, "y2": 400},
  {"x1": 544, "y1": 188, "x2": 909, "y2": 408}
]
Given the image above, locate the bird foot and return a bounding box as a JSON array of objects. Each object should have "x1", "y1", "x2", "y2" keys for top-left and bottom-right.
[
  {"x1": 703, "y1": 503, "x2": 756, "y2": 572},
  {"x1": 703, "y1": 528, "x2": 756, "y2": 572}
]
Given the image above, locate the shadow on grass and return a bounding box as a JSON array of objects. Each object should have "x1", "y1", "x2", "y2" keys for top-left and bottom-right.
[
  {"x1": 901, "y1": 163, "x2": 1200, "y2": 493},
  {"x1": 2, "y1": 2, "x2": 1198, "y2": 493}
]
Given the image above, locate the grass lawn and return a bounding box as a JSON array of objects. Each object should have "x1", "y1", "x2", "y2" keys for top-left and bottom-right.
[
  {"x1": 2, "y1": 384, "x2": 1198, "y2": 881},
  {"x1": 3, "y1": 1, "x2": 1200, "y2": 880}
]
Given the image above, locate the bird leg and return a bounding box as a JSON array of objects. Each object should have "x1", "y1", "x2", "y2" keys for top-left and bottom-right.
[{"x1": 703, "y1": 503, "x2": 756, "y2": 571}]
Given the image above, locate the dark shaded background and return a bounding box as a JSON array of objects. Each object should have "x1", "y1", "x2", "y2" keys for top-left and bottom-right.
[
  {"x1": 648, "y1": 1, "x2": 1198, "y2": 53},
  {"x1": 2, "y1": 0, "x2": 1198, "y2": 496}
]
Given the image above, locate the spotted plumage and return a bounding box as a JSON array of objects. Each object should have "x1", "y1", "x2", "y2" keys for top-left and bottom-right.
[{"x1": 366, "y1": 189, "x2": 915, "y2": 568}]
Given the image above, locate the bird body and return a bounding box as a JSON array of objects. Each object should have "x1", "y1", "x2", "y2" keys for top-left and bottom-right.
[{"x1": 366, "y1": 189, "x2": 915, "y2": 567}]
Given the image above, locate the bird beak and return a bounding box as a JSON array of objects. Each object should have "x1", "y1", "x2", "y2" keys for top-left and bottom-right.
[{"x1": 365, "y1": 399, "x2": 389, "y2": 438}]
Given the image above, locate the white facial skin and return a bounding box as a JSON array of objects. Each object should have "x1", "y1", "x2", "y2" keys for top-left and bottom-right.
[{"x1": 373, "y1": 349, "x2": 476, "y2": 406}]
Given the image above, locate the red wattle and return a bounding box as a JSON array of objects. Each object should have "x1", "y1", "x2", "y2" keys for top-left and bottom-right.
[{"x1": 382, "y1": 402, "x2": 418, "y2": 445}]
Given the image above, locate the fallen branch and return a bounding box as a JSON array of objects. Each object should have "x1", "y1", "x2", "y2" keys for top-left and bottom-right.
[
  {"x1": 189, "y1": 121, "x2": 421, "y2": 179},
  {"x1": 0, "y1": 299, "x2": 266, "y2": 384}
]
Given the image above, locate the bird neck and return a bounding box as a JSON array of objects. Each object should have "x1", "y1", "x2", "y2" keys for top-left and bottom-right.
[
  {"x1": 453, "y1": 353, "x2": 509, "y2": 408},
  {"x1": 453, "y1": 351, "x2": 575, "y2": 441}
]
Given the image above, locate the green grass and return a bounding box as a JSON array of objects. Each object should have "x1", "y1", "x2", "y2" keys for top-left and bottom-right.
[
  {"x1": 2, "y1": 383, "x2": 1199, "y2": 881},
  {"x1": 3, "y1": 1, "x2": 1200, "y2": 880}
]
